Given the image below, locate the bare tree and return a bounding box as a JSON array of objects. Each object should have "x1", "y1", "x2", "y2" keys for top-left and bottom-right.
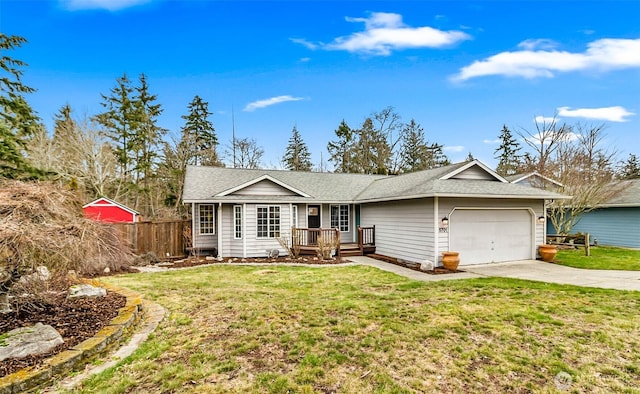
[
  {"x1": 231, "y1": 137, "x2": 264, "y2": 169},
  {"x1": 520, "y1": 120, "x2": 623, "y2": 235}
]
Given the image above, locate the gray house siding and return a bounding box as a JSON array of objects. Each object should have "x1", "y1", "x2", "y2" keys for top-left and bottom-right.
[
  {"x1": 560, "y1": 207, "x2": 640, "y2": 248},
  {"x1": 192, "y1": 203, "x2": 218, "y2": 252},
  {"x1": 360, "y1": 198, "x2": 434, "y2": 264},
  {"x1": 232, "y1": 179, "x2": 298, "y2": 196}
]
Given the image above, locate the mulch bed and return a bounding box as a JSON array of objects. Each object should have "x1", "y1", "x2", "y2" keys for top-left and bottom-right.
[
  {"x1": 168, "y1": 255, "x2": 346, "y2": 268},
  {"x1": 367, "y1": 254, "x2": 463, "y2": 274},
  {"x1": 0, "y1": 290, "x2": 126, "y2": 378}
]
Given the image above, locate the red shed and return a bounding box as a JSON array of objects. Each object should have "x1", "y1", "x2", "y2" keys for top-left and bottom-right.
[{"x1": 82, "y1": 197, "x2": 140, "y2": 223}]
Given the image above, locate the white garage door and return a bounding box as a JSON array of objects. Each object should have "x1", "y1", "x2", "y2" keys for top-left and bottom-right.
[{"x1": 450, "y1": 209, "x2": 533, "y2": 265}]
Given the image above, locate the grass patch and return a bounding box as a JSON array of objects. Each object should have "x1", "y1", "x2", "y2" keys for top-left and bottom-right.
[
  {"x1": 69, "y1": 265, "x2": 640, "y2": 393},
  {"x1": 555, "y1": 246, "x2": 640, "y2": 270}
]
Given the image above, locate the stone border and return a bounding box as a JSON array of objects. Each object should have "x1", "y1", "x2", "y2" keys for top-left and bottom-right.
[{"x1": 0, "y1": 280, "x2": 147, "y2": 394}]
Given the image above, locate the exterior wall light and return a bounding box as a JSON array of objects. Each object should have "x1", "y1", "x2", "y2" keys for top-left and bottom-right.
[
  {"x1": 441, "y1": 217, "x2": 449, "y2": 227},
  {"x1": 537, "y1": 216, "x2": 546, "y2": 224}
]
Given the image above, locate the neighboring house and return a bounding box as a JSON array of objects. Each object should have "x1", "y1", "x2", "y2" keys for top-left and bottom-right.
[
  {"x1": 558, "y1": 179, "x2": 640, "y2": 248},
  {"x1": 82, "y1": 197, "x2": 140, "y2": 223},
  {"x1": 506, "y1": 171, "x2": 564, "y2": 191},
  {"x1": 182, "y1": 160, "x2": 566, "y2": 266}
]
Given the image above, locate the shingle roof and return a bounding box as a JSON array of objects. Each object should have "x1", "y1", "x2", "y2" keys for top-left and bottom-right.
[
  {"x1": 182, "y1": 161, "x2": 568, "y2": 203},
  {"x1": 601, "y1": 179, "x2": 640, "y2": 207}
]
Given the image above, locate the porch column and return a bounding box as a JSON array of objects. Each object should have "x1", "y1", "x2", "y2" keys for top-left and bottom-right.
[
  {"x1": 217, "y1": 203, "x2": 223, "y2": 257},
  {"x1": 191, "y1": 203, "x2": 196, "y2": 250},
  {"x1": 242, "y1": 203, "x2": 247, "y2": 258},
  {"x1": 433, "y1": 197, "x2": 439, "y2": 265}
]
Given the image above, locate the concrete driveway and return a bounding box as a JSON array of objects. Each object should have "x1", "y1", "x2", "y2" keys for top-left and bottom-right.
[
  {"x1": 464, "y1": 260, "x2": 640, "y2": 291},
  {"x1": 349, "y1": 256, "x2": 640, "y2": 291}
]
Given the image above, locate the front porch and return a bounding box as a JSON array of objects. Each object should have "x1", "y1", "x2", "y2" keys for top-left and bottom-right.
[{"x1": 291, "y1": 226, "x2": 376, "y2": 257}]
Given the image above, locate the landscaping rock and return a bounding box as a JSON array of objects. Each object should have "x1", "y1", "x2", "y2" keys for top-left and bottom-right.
[
  {"x1": 421, "y1": 260, "x2": 434, "y2": 271},
  {"x1": 68, "y1": 284, "x2": 107, "y2": 299},
  {"x1": 0, "y1": 323, "x2": 63, "y2": 362},
  {"x1": 19, "y1": 265, "x2": 51, "y2": 284}
]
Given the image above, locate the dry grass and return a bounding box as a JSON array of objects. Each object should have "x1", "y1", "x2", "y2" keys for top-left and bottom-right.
[
  {"x1": 0, "y1": 180, "x2": 133, "y2": 310},
  {"x1": 70, "y1": 265, "x2": 640, "y2": 393}
]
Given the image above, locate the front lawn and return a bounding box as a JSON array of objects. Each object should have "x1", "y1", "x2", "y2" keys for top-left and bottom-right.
[
  {"x1": 555, "y1": 246, "x2": 640, "y2": 270},
  {"x1": 70, "y1": 265, "x2": 639, "y2": 393}
]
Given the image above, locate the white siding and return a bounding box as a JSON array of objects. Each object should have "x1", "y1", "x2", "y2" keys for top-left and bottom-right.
[
  {"x1": 360, "y1": 199, "x2": 434, "y2": 263},
  {"x1": 237, "y1": 203, "x2": 291, "y2": 257},
  {"x1": 192, "y1": 203, "x2": 218, "y2": 251},
  {"x1": 321, "y1": 204, "x2": 355, "y2": 243},
  {"x1": 438, "y1": 198, "x2": 545, "y2": 264},
  {"x1": 232, "y1": 180, "x2": 298, "y2": 196},
  {"x1": 451, "y1": 166, "x2": 497, "y2": 180}
]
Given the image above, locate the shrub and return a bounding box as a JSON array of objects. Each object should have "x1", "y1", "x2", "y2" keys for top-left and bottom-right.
[{"x1": 0, "y1": 180, "x2": 133, "y2": 312}]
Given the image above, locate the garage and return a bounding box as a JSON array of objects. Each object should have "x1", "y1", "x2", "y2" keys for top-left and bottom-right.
[{"x1": 449, "y1": 209, "x2": 534, "y2": 265}]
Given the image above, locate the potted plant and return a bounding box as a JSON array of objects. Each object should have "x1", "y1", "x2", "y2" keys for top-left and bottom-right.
[
  {"x1": 441, "y1": 251, "x2": 460, "y2": 270},
  {"x1": 538, "y1": 244, "x2": 558, "y2": 262}
]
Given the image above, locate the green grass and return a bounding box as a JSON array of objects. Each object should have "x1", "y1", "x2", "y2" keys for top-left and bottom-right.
[
  {"x1": 555, "y1": 246, "x2": 640, "y2": 270},
  {"x1": 67, "y1": 265, "x2": 640, "y2": 393}
]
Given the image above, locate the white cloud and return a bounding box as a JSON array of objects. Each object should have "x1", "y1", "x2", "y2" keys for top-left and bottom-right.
[
  {"x1": 61, "y1": 0, "x2": 150, "y2": 11},
  {"x1": 517, "y1": 39, "x2": 558, "y2": 51},
  {"x1": 452, "y1": 38, "x2": 640, "y2": 81},
  {"x1": 243, "y1": 95, "x2": 304, "y2": 112},
  {"x1": 483, "y1": 139, "x2": 500, "y2": 144},
  {"x1": 444, "y1": 145, "x2": 465, "y2": 153},
  {"x1": 557, "y1": 106, "x2": 635, "y2": 122},
  {"x1": 534, "y1": 115, "x2": 559, "y2": 124},
  {"x1": 289, "y1": 38, "x2": 318, "y2": 50},
  {"x1": 299, "y1": 57, "x2": 311, "y2": 63},
  {"x1": 293, "y1": 12, "x2": 471, "y2": 56}
]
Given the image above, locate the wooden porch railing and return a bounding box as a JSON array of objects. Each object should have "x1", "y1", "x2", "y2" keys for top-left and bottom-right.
[
  {"x1": 357, "y1": 225, "x2": 376, "y2": 254},
  {"x1": 292, "y1": 227, "x2": 340, "y2": 247}
]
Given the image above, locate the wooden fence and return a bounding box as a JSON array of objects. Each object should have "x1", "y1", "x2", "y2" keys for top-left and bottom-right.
[{"x1": 109, "y1": 219, "x2": 190, "y2": 258}]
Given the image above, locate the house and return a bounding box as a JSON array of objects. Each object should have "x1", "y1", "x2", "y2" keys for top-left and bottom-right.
[
  {"x1": 182, "y1": 160, "x2": 567, "y2": 266},
  {"x1": 506, "y1": 171, "x2": 563, "y2": 191},
  {"x1": 82, "y1": 197, "x2": 140, "y2": 223},
  {"x1": 558, "y1": 179, "x2": 640, "y2": 248}
]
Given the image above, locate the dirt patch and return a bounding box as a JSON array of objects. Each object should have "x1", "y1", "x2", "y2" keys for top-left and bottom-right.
[{"x1": 0, "y1": 290, "x2": 125, "y2": 377}]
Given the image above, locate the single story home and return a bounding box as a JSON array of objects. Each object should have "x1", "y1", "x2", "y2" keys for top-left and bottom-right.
[
  {"x1": 82, "y1": 197, "x2": 140, "y2": 223},
  {"x1": 506, "y1": 171, "x2": 563, "y2": 191},
  {"x1": 558, "y1": 179, "x2": 640, "y2": 248},
  {"x1": 182, "y1": 160, "x2": 567, "y2": 266}
]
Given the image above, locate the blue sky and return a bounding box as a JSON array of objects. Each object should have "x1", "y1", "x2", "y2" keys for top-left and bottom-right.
[{"x1": 3, "y1": 0, "x2": 639, "y2": 169}]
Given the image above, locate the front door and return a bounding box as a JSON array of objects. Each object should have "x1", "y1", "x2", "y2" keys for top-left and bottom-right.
[{"x1": 308, "y1": 205, "x2": 321, "y2": 228}]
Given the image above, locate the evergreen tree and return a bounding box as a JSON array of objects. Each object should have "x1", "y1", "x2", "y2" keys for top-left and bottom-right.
[
  {"x1": 494, "y1": 125, "x2": 522, "y2": 176},
  {"x1": 180, "y1": 95, "x2": 219, "y2": 166},
  {"x1": 282, "y1": 125, "x2": 312, "y2": 171},
  {"x1": 0, "y1": 34, "x2": 41, "y2": 179},
  {"x1": 465, "y1": 152, "x2": 475, "y2": 161},
  {"x1": 132, "y1": 74, "x2": 166, "y2": 215},
  {"x1": 399, "y1": 119, "x2": 430, "y2": 172},
  {"x1": 618, "y1": 153, "x2": 640, "y2": 179},
  {"x1": 93, "y1": 74, "x2": 137, "y2": 188},
  {"x1": 327, "y1": 120, "x2": 355, "y2": 173}
]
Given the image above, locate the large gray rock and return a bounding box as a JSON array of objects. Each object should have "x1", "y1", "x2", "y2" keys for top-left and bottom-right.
[
  {"x1": 0, "y1": 323, "x2": 64, "y2": 361},
  {"x1": 68, "y1": 284, "x2": 107, "y2": 299}
]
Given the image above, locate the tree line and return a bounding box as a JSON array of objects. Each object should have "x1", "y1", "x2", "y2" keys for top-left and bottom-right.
[{"x1": 2, "y1": 33, "x2": 639, "y2": 227}]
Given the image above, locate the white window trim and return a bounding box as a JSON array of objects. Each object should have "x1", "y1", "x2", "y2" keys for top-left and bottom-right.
[
  {"x1": 256, "y1": 205, "x2": 281, "y2": 239},
  {"x1": 199, "y1": 204, "x2": 215, "y2": 235},
  {"x1": 330, "y1": 204, "x2": 350, "y2": 232},
  {"x1": 234, "y1": 205, "x2": 242, "y2": 239},
  {"x1": 292, "y1": 205, "x2": 298, "y2": 228}
]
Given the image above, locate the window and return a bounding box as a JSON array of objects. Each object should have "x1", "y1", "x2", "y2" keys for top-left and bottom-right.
[
  {"x1": 257, "y1": 206, "x2": 280, "y2": 238},
  {"x1": 292, "y1": 205, "x2": 298, "y2": 228},
  {"x1": 330, "y1": 205, "x2": 349, "y2": 232},
  {"x1": 234, "y1": 205, "x2": 242, "y2": 239},
  {"x1": 199, "y1": 204, "x2": 214, "y2": 234}
]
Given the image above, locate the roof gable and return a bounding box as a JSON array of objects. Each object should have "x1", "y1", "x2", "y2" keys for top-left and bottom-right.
[
  {"x1": 507, "y1": 172, "x2": 563, "y2": 188},
  {"x1": 217, "y1": 175, "x2": 311, "y2": 198},
  {"x1": 440, "y1": 160, "x2": 507, "y2": 182},
  {"x1": 82, "y1": 197, "x2": 139, "y2": 215}
]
